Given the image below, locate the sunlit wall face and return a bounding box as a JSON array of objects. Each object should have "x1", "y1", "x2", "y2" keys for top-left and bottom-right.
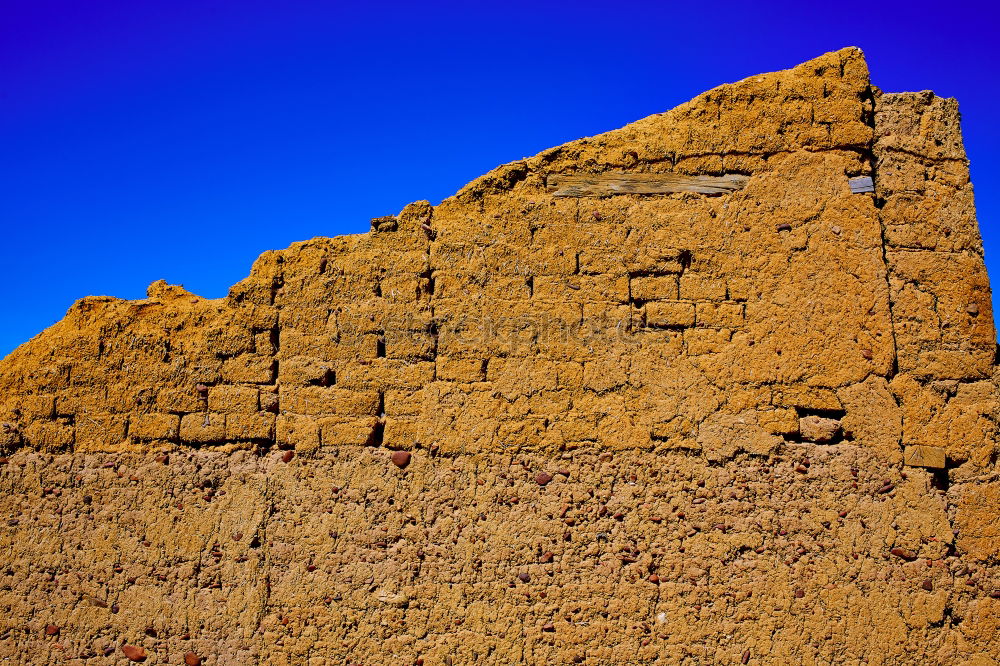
[{"x1": 1, "y1": 0, "x2": 996, "y2": 357}]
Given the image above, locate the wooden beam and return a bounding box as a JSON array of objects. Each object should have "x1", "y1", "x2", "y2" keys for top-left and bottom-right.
[{"x1": 547, "y1": 173, "x2": 750, "y2": 197}]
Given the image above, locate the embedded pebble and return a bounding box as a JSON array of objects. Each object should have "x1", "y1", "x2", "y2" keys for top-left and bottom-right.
[
  {"x1": 121, "y1": 645, "x2": 147, "y2": 662},
  {"x1": 391, "y1": 450, "x2": 412, "y2": 468},
  {"x1": 535, "y1": 472, "x2": 553, "y2": 486},
  {"x1": 799, "y1": 415, "x2": 841, "y2": 443},
  {"x1": 890, "y1": 547, "x2": 916, "y2": 561}
]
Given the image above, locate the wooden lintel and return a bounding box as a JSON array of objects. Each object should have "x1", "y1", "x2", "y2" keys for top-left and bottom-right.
[{"x1": 546, "y1": 173, "x2": 750, "y2": 197}]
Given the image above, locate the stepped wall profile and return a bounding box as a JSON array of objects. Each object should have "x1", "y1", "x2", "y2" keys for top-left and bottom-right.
[{"x1": 1, "y1": 48, "x2": 999, "y2": 664}]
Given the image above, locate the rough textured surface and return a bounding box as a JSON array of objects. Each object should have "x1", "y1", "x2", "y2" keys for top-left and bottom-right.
[{"x1": 1, "y1": 47, "x2": 998, "y2": 664}]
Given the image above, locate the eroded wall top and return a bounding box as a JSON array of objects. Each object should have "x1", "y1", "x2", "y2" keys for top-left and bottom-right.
[{"x1": 1, "y1": 47, "x2": 996, "y2": 470}]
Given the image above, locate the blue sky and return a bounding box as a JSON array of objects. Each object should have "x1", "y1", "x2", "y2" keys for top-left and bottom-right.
[{"x1": 1, "y1": 0, "x2": 997, "y2": 357}]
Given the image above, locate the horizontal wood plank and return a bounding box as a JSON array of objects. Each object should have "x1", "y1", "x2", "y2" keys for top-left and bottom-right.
[{"x1": 547, "y1": 173, "x2": 750, "y2": 197}]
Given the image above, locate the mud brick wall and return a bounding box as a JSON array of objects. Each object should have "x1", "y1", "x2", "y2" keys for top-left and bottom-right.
[{"x1": 1, "y1": 48, "x2": 999, "y2": 664}]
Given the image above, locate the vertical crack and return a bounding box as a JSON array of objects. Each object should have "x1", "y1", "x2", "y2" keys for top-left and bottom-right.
[{"x1": 864, "y1": 85, "x2": 900, "y2": 384}]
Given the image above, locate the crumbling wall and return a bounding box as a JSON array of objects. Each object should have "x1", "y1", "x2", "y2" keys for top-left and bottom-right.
[{"x1": 1, "y1": 47, "x2": 998, "y2": 665}]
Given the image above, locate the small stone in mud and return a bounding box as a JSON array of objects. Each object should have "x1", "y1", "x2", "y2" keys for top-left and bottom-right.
[
  {"x1": 517, "y1": 572, "x2": 531, "y2": 583},
  {"x1": 794, "y1": 589, "x2": 805, "y2": 598},
  {"x1": 921, "y1": 579, "x2": 933, "y2": 591},
  {"x1": 540, "y1": 552, "x2": 554, "y2": 563},
  {"x1": 391, "y1": 450, "x2": 411, "y2": 468},
  {"x1": 281, "y1": 450, "x2": 294, "y2": 463},
  {"x1": 648, "y1": 574, "x2": 660, "y2": 584},
  {"x1": 798, "y1": 415, "x2": 841, "y2": 443},
  {"x1": 184, "y1": 652, "x2": 203, "y2": 666},
  {"x1": 890, "y1": 547, "x2": 916, "y2": 561},
  {"x1": 44, "y1": 624, "x2": 59, "y2": 636},
  {"x1": 542, "y1": 622, "x2": 555, "y2": 632},
  {"x1": 121, "y1": 645, "x2": 147, "y2": 662},
  {"x1": 535, "y1": 472, "x2": 553, "y2": 486},
  {"x1": 155, "y1": 454, "x2": 168, "y2": 464}
]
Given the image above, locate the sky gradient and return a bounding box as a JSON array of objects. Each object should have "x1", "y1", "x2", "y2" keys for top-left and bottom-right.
[{"x1": 2, "y1": 0, "x2": 997, "y2": 357}]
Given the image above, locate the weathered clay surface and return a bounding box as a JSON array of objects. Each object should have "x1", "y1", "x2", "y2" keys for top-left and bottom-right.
[{"x1": 1, "y1": 47, "x2": 998, "y2": 664}]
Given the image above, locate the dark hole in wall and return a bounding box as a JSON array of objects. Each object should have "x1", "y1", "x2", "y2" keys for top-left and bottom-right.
[
  {"x1": 930, "y1": 468, "x2": 950, "y2": 491},
  {"x1": 368, "y1": 393, "x2": 386, "y2": 447},
  {"x1": 930, "y1": 456, "x2": 960, "y2": 491},
  {"x1": 678, "y1": 249, "x2": 692, "y2": 272},
  {"x1": 368, "y1": 420, "x2": 385, "y2": 448},
  {"x1": 307, "y1": 368, "x2": 336, "y2": 387},
  {"x1": 376, "y1": 335, "x2": 386, "y2": 358}
]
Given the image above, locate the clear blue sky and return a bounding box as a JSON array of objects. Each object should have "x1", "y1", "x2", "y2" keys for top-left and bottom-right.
[{"x1": 1, "y1": 0, "x2": 997, "y2": 357}]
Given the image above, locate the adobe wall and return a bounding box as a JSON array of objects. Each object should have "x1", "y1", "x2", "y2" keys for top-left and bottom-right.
[{"x1": 1, "y1": 47, "x2": 998, "y2": 665}]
